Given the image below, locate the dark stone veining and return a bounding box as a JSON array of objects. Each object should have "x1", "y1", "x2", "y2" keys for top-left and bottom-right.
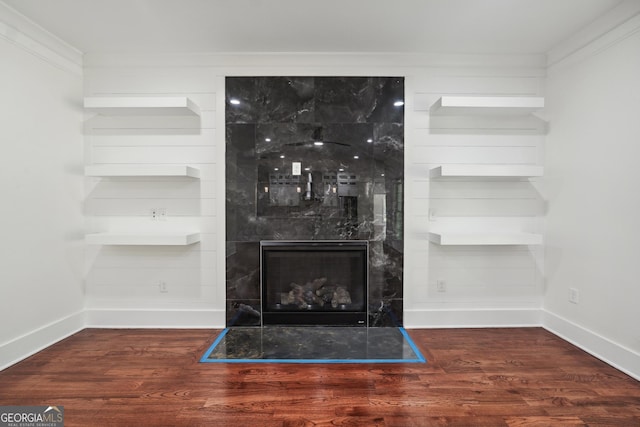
[{"x1": 226, "y1": 77, "x2": 404, "y2": 326}]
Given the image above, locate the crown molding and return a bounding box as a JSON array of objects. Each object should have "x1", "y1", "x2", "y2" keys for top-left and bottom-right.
[
  {"x1": 0, "y1": 1, "x2": 82, "y2": 74},
  {"x1": 547, "y1": 0, "x2": 640, "y2": 72}
]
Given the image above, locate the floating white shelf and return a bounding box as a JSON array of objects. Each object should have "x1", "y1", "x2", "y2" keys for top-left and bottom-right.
[
  {"x1": 428, "y1": 232, "x2": 543, "y2": 246},
  {"x1": 430, "y1": 164, "x2": 543, "y2": 179},
  {"x1": 85, "y1": 165, "x2": 200, "y2": 178},
  {"x1": 84, "y1": 96, "x2": 200, "y2": 116},
  {"x1": 429, "y1": 96, "x2": 544, "y2": 116},
  {"x1": 85, "y1": 232, "x2": 201, "y2": 246}
]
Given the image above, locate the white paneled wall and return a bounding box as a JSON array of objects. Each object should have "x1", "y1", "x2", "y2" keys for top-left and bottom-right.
[
  {"x1": 83, "y1": 67, "x2": 223, "y2": 326},
  {"x1": 404, "y1": 70, "x2": 546, "y2": 326},
  {"x1": 81, "y1": 53, "x2": 547, "y2": 328}
]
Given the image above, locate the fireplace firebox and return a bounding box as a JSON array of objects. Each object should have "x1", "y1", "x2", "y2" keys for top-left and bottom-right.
[{"x1": 261, "y1": 241, "x2": 368, "y2": 326}]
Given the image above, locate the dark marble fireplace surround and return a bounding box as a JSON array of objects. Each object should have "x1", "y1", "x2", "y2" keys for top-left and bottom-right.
[{"x1": 226, "y1": 76, "x2": 404, "y2": 327}]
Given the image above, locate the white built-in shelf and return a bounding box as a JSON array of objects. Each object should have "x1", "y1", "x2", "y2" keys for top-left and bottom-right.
[
  {"x1": 85, "y1": 232, "x2": 201, "y2": 246},
  {"x1": 85, "y1": 165, "x2": 200, "y2": 178},
  {"x1": 84, "y1": 96, "x2": 200, "y2": 116},
  {"x1": 428, "y1": 232, "x2": 543, "y2": 246},
  {"x1": 429, "y1": 164, "x2": 543, "y2": 179},
  {"x1": 429, "y1": 96, "x2": 544, "y2": 116}
]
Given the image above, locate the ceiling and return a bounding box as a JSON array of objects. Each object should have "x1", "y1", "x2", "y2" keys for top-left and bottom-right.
[{"x1": 3, "y1": 0, "x2": 624, "y2": 55}]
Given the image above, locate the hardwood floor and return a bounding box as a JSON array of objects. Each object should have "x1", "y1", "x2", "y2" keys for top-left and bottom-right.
[{"x1": 0, "y1": 328, "x2": 638, "y2": 426}]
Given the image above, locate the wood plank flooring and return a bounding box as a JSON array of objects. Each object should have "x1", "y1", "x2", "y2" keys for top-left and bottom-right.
[{"x1": 0, "y1": 328, "x2": 638, "y2": 426}]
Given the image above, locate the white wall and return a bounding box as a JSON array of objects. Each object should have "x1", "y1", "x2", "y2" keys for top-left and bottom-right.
[
  {"x1": 80, "y1": 53, "x2": 547, "y2": 329},
  {"x1": 0, "y1": 9, "x2": 84, "y2": 369},
  {"x1": 83, "y1": 66, "x2": 224, "y2": 327},
  {"x1": 543, "y1": 15, "x2": 640, "y2": 378},
  {"x1": 405, "y1": 66, "x2": 546, "y2": 327},
  {"x1": 3, "y1": 3, "x2": 639, "y2": 379}
]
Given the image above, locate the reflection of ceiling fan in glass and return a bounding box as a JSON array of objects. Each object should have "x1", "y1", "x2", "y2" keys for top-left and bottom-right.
[{"x1": 284, "y1": 127, "x2": 350, "y2": 147}]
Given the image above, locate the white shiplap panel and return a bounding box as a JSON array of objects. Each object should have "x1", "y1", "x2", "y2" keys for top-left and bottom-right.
[
  {"x1": 84, "y1": 67, "x2": 218, "y2": 96},
  {"x1": 414, "y1": 133, "x2": 544, "y2": 147},
  {"x1": 91, "y1": 246, "x2": 204, "y2": 268},
  {"x1": 91, "y1": 146, "x2": 216, "y2": 164},
  {"x1": 430, "y1": 181, "x2": 540, "y2": 198},
  {"x1": 430, "y1": 250, "x2": 536, "y2": 270},
  {"x1": 87, "y1": 179, "x2": 216, "y2": 199},
  {"x1": 429, "y1": 198, "x2": 545, "y2": 217},
  {"x1": 429, "y1": 116, "x2": 546, "y2": 134},
  {"x1": 429, "y1": 265, "x2": 537, "y2": 287},
  {"x1": 88, "y1": 128, "x2": 215, "y2": 147},
  {"x1": 84, "y1": 113, "x2": 215, "y2": 133},
  {"x1": 86, "y1": 216, "x2": 219, "y2": 234},
  {"x1": 413, "y1": 75, "x2": 541, "y2": 99},
  {"x1": 411, "y1": 146, "x2": 538, "y2": 165},
  {"x1": 86, "y1": 283, "x2": 208, "y2": 299},
  {"x1": 84, "y1": 198, "x2": 216, "y2": 216},
  {"x1": 87, "y1": 267, "x2": 204, "y2": 286}
]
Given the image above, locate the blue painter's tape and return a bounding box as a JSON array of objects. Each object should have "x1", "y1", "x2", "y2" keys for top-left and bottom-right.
[
  {"x1": 199, "y1": 327, "x2": 427, "y2": 364},
  {"x1": 399, "y1": 327, "x2": 427, "y2": 363},
  {"x1": 199, "y1": 327, "x2": 230, "y2": 362}
]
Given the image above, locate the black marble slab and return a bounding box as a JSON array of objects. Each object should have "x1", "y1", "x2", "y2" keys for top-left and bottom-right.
[
  {"x1": 226, "y1": 77, "x2": 404, "y2": 327},
  {"x1": 201, "y1": 327, "x2": 425, "y2": 362}
]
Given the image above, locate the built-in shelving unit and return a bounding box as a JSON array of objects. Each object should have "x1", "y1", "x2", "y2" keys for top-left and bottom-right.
[
  {"x1": 429, "y1": 95, "x2": 544, "y2": 116},
  {"x1": 85, "y1": 165, "x2": 200, "y2": 178},
  {"x1": 85, "y1": 232, "x2": 201, "y2": 246},
  {"x1": 84, "y1": 96, "x2": 200, "y2": 116},
  {"x1": 429, "y1": 164, "x2": 543, "y2": 179},
  {"x1": 84, "y1": 94, "x2": 203, "y2": 248},
  {"x1": 427, "y1": 94, "x2": 546, "y2": 248},
  {"x1": 428, "y1": 232, "x2": 542, "y2": 246}
]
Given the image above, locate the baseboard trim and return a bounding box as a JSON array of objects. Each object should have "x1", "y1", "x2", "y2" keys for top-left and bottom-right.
[
  {"x1": 84, "y1": 308, "x2": 226, "y2": 329},
  {"x1": 542, "y1": 311, "x2": 640, "y2": 381},
  {"x1": 3, "y1": 308, "x2": 638, "y2": 381},
  {"x1": 0, "y1": 311, "x2": 85, "y2": 371},
  {"x1": 403, "y1": 308, "x2": 543, "y2": 328}
]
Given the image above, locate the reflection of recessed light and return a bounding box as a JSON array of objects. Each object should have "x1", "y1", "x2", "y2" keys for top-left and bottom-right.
[
  {"x1": 367, "y1": 139, "x2": 373, "y2": 143},
  {"x1": 280, "y1": 155, "x2": 285, "y2": 159},
  {"x1": 265, "y1": 138, "x2": 271, "y2": 142},
  {"x1": 338, "y1": 168, "x2": 344, "y2": 172},
  {"x1": 274, "y1": 167, "x2": 279, "y2": 171},
  {"x1": 304, "y1": 167, "x2": 311, "y2": 171},
  {"x1": 353, "y1": 155, "x2": 359, "y2": 159},
  {"x1": 313, "y1": 141, "x2": 324, "y2": 146},
  {"x1": 381, "y1": 173, "x2": 385, "y2": 177},
  {"x1": 229, "y1": 98, "x2": 240, "y2": 105},
  {"x1": 393, "y1": 100, "x2": 404, "y2": 107}
]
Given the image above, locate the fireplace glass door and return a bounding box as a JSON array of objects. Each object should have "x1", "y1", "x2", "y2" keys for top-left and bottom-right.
[{"x1": 261, "y1": 241, "x2": 368, "y2": 326}]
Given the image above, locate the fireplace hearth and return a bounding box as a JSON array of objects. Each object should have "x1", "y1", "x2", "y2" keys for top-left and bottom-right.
[{"x1": 261, "y1": 241, "x2": 368, "y2": 326}]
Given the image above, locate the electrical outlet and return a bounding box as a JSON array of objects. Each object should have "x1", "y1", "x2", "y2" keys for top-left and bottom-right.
[
  {"x1": 150, "y1": 208, "x2": 158, "y2": 220},
  {"x1": 157, "y1": 208, "x2": 167, "y2": 221},
  {"x1": 436, "y1": 280, "x2": 446, "y2": 292},
  {"x1": 569, "y1": 287, "x2": 579, "y2": 304},
  {"x1": 159, "y1": 281, "x2": 168, "y2": 293},
  {"x1": 429, "y1": 209, "x2": 437, "y2": 221}
]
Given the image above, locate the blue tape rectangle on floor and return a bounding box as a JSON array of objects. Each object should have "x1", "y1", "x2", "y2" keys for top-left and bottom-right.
[{"x1": 200, "y1": 326, "x2": 426, "y2": 364}]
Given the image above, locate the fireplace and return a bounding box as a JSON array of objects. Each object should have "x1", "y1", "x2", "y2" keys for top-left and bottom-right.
[{"x1": 261, "y1": 241, "x2": 368, "y2": 326}]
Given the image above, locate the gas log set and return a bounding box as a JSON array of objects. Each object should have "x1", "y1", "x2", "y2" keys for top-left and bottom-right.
[{"x1": 281, "y1": 277, "x2": 352, "y2": 309}]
